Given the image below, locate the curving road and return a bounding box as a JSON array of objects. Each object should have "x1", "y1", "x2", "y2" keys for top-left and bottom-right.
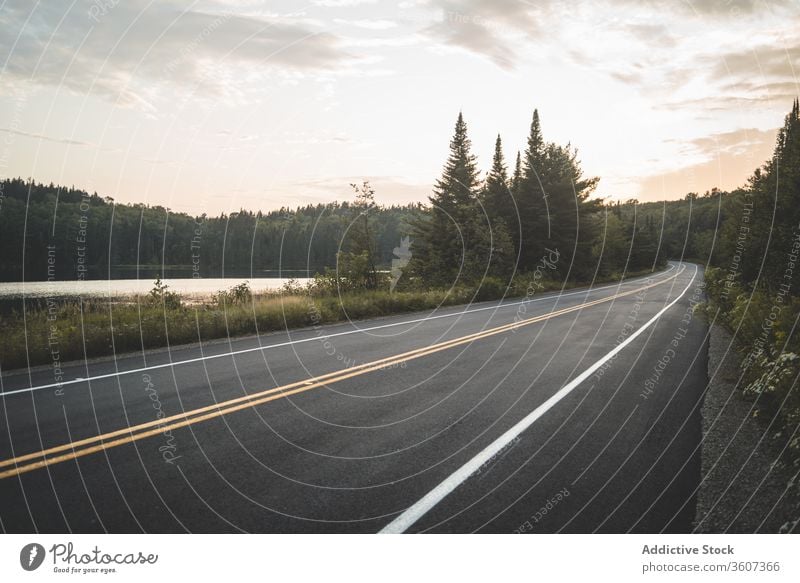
[{"x1": 0, "y1": 262, "x2": 708, "y2": 533}]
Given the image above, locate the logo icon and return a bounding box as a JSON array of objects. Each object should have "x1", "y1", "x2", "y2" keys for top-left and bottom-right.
[
  {"x1": 390, "y1": 236, "x2": 412, "y2": 292},
  {"x1": 20, "y1": 543, "x2": 46, "y2": 571}
]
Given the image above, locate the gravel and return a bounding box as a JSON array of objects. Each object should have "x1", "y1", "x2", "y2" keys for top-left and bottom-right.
[{"x1": 694, "y1": 323, "x2": 799, "y2": 533}]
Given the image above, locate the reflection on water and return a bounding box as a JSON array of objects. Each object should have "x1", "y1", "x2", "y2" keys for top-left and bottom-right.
[{"x1": 0, "y1": 277, "x2": 313, "y2": 299}]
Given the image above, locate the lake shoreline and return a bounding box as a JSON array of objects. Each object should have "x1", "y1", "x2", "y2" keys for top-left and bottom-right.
[
  {"x1": 0, "y1": 276, "x2": 315, "y2": 300},
  {"x1": 0, "y1": 267, "x2": 663, "y2": 374}
]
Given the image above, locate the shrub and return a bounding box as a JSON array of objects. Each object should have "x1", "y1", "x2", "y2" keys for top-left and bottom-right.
[{"x1": 148, "y1": 278, "x2": 182, "y2": 310}]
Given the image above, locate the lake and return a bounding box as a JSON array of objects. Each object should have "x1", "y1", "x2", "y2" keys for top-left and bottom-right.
[{"x1": 0, "y1": 277, "x2": 314, "y2": 299}]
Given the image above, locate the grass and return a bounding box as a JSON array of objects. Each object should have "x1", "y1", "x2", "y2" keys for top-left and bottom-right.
[{"x1": 0, "y1": 266, "x2": 662, "y2": 372}]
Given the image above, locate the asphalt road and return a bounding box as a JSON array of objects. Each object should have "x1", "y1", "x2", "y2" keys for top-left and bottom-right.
[{"x1": 0, "y1": 261, "x2": 708, "y2": 533}]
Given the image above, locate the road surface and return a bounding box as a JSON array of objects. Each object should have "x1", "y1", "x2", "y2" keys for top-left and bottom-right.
[{"x1": 0, "y1": 262, "x2": 708, "y2": 533}]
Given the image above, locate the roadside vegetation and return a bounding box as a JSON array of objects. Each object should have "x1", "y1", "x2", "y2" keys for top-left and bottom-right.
[
  {"x1": 698, "y1": 100, "x2": 800, "y2": 530},
  {"x1": 1, "y1": 270, "x2": 623, "y2": 372}
]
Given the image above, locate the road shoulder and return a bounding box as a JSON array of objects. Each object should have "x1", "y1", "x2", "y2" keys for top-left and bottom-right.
[{"x1": 694, "y1": 323, "x2": 799, "y2": 533}]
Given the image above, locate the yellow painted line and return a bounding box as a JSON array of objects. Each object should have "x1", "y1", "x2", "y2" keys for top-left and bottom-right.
[{"x1": 0, "y1": 270, "x2": 679, "y2": 480}]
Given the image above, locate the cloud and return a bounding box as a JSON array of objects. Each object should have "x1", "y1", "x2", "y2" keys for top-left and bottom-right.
[
  {"x1": 0, "y1": 127, "x2": 94, "y2": 147},
  {"x1": 333, "y1": 18, "x2": 398, "y2": 30},
  {"x1": 683, "y1": 0, "x2": 792, "y2": 15},
  {"x1": 611, "y1": 0, "x2": 791, "y2": 16},
  {"x1": 0, "y1": 0, "x2": 353, "y2": 107},
  {"x1": 288, "y1": 175, "x2": 430, "y2": 206},
  {"x1": 312, "y1": 0, "x2": 378, "y2": 6},
  {"x1": 707, "y1": 42, "x2": 800, "y2": 85},
  {"x1": 654, "y1": 40, "x2": 800, "y2": 112},
  {"x1": 638, "y1": 127, "x2": 778, "y2": 199},
  {"x1": 622, "y1": 23, "x2": 677, "y2": 48},
  {"x1": 422, "y1": 0, "x2": 545, "y2": 69},
  {"x1": 418, "y1": 0, "x2": 785, "y2": 72},
  {"x1": 680, "y1": 127, "x2": 778, "y2": 157}
]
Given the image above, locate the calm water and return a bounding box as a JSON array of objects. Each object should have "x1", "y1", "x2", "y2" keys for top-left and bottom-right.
[{"x1": 0, "y1": 277, "x2": 313, "y2": 299}]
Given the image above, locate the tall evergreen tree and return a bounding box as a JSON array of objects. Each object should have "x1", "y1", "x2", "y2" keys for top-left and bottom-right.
[
  {"x1": 507, "y1": 151, "x2": 523, "y2": 249},
  {"x1": 410, "y1": 112, "x2": 485, "y2": 284},
  {"x1": 511, "y1": 151, "x2": 522, "y2": 196},
  {"x1": 540, "y1": 142, "x2": 600, "y2": 279},
  {"x1": 741, "y1": 98, "x2": 800, "y2": 289},
  {"x1": 480, "y1": 135, "x2": 516, "y2": 276},
  {"x1": 483, "y1": 135, "x2": 510, "y2": 225},
  {"x1": 517, "y1": 109, "x2": 548, "y2": 268}
]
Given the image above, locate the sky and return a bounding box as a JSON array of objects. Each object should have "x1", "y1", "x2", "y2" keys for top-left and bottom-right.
[{"x1": 0, "y1": 0, "x2": 798, "y2": 215}]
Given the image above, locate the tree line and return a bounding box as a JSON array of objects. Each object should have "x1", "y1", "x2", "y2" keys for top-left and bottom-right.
[
  {"x1": 407, "y1": 110, "x2": 663, "y2": 287},
  {"x1": 0, "y1": 178, "x2": 422, "y2": 281},
  {"x1": 4, "y1": 104, "x2": 793, "y2": 293}
]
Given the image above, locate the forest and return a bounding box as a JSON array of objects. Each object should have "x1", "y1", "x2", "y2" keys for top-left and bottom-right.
[{"x1": 0, "y1": 178, "x2": 422, "y2": 281}]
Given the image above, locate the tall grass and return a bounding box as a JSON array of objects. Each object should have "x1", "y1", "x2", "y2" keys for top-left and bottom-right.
[
  {"x1": 0, "y1": 268, "x2": 656, "y2": 372},
  {"x1": 0, "y1": 288, "x2": 479, "y2": 370}
]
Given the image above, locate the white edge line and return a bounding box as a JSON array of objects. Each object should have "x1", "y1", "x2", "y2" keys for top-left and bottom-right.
[
  {"x1": 1, "y1": 264, "x2": 678, "y2": 397},
  {"x1": 378, "y1": 264, "x2": 697, "y2": 534}
]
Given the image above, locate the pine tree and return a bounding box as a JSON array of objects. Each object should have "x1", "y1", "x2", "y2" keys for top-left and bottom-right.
[
  {"x1": 508, "y1": 150, "x2": 523, "y2": 244},
  {"x1": 483, "y1": 135, "x2": 510, "y2": 226},
  {"x1": 527, "y1": 109, "x2": 544, "y2": 163},
  {"x1": 511, "y1": 151, "x2": 522, "y2": 196},
  {"x1": 410, "y1": 112, "x2": 484, "y2": 285},
  {"x1": 540, "y1": 142, "x2": 601, "y2": 279},
  {"x1": 517, "y1": 109, "x2": 548, "y2": 268},
  {"x1": 480, "y1": 135, "x2": 516, "y2": 277},
  {"x1": 742, "y1": 98, "x2": 800, "y2": 289}
]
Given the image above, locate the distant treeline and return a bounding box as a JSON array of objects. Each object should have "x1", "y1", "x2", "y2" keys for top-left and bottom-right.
[
  {"x1": 0, "y1": 109, "x2": 779, "y2": 289},
  {"x1": 0, "y1": 178, "x2": 422, "y2": 281},
  {"x1": 0, "y1": 174, "x2": 735, "y2": 285},
  {"x1": 404, "y1": 109, "x2": 731, "y2": 286}
]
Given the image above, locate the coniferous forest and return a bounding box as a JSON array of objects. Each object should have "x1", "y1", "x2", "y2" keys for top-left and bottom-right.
[
  {"x1": 0, "y1": 179, "x2": 423, "y2": 281},
  {"x1": 0, "y1": 109, "x2": 669, "y2": 285},
  {"x1": 4, "y1": 103, "x2": 798, "y2": 305}
]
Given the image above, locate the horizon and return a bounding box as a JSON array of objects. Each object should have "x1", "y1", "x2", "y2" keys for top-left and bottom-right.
[
  {"x1": 0, "y1": 167, "x2": 751, "y2": 219},
  {"x1": 1, "y1": 1, "x2": 798, "y2": 215}
]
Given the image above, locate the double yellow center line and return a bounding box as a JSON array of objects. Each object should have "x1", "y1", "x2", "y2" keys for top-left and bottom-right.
[{"x1": 0, "y1": 270, "x2": 678, "y2": 480}]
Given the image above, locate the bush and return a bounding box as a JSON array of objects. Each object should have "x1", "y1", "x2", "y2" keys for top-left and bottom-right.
[
  {"x1": 148, "y1": 278, "x2": 182, "y2": 310},
  {"x1": 0, "y1": 267, "x2": 669, "y2": 372},
  {"x1": 704, "y1": 265, "x2": 800, "y2": 478},
  {"x1": 474, "y1": 276, "x2": 509, "y2": 302},
  {"x1": 214, "y1": 281, "x2": 252, "y2": 306}
]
